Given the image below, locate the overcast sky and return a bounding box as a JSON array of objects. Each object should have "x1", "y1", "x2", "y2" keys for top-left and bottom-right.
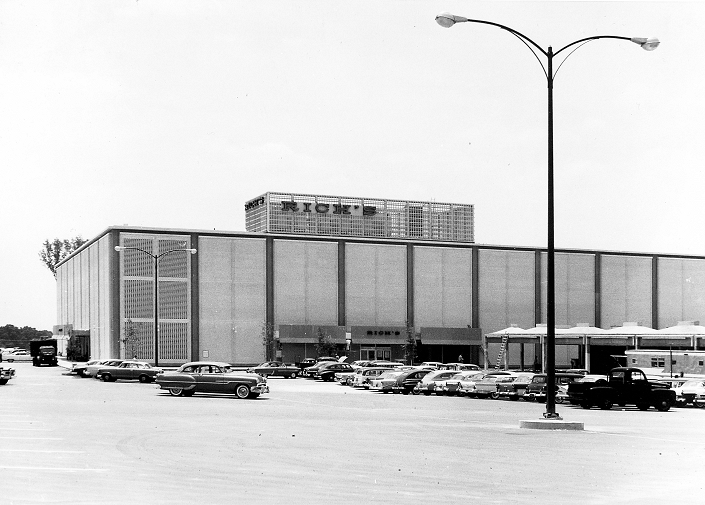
[{"x1": 1, "y1": 1, "x2": 702, "y2": 331}]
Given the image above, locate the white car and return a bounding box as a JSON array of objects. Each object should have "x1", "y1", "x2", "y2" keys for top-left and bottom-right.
[
  {"x1": 2, "y1": 350, "x2": 32, "y2": 363},
  {"x1": 675, "y1": 380, "x2": 705, "y2": 407},
  {"x1": 84, "y1": 359, "x2": 124, "y2": 378}
]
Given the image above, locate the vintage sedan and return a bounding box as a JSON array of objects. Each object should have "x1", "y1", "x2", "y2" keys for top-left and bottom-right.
[
  {"x1": 675, "y1": 380, "x2": 705, "y2": 407},
  {"x1": 442, "y1": 371, "x2": 485, "y2": 396},
  {"x1": 84, "y1": 359, "x2": 124, "y2": 378},
  {"x1": 474, "y1": 375, "x2": 516, "y2": 399},
  {"x1": 414, "y1": 369, "x2": 464, "y2": 395},
  {"x1": 249, "y1": 361, "x2": 300, "y2": 378},
  {"x1": 96, "y1": 360, "x2": 164, "y2": 383},
  {"x1": 391, "y1": 368, "x2": 432, "y2": 394},
  {"x1": 496, "y1": 373, "x2": 535, "y2": 401},
  {"x1": 156, "y1": 361, "x2": 269, "y2": 399},
  {"x1": 350, "y1": 366, "x2": 394, "y2": 388},
  {"x1": 369, "y1": 370, "x2": 406, "y2": 393},
  {"x1": 0, "y1": 367, "x2": 15, "y2": 385}
]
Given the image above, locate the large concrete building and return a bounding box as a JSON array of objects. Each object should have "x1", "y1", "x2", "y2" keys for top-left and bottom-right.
[{"x1": 55, "y1": 192, "x2": 705, "y2": 372}]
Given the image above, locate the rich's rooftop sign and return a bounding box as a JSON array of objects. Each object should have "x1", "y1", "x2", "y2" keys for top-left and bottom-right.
[{"x1": 279, "y1": 201, "x2": 377, "y2": 217}]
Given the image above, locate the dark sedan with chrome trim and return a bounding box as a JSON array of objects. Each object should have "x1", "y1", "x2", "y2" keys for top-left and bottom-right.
[{"x1": 156, "y1": 361, "x2": 269, "y2": 399}]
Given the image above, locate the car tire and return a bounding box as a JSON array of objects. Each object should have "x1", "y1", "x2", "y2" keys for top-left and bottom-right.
[
  {"x1": 490, "y1": 392, "x2": 499, "y2": 400},
  {"x1": 235, "y1": 384, "x2": 251, "y2": 399},
  {"x1": 78, "y1": 370, "x2": 87, "y2": 378},
  {"x1": 102, "y1": 374, "x2": 112, "y2": 382},
  {"x1": 169, "y1": 387, "x2": 184, "y2": 396},
  {"x1": 0, "y1": 379, "x2": 8, "y2": 385},
  {"x1": 290, "y1": 372, "x2": 298, "y2": 379},
  {"x1": 655, "y1": 400, "x2": 670, "y2": 412},
  {"x1": 599, "y1": 398, "x2": 613, "y2": 410},
  {"x1": 138, "y1": 375, "x2": 150, "y2": 383}
]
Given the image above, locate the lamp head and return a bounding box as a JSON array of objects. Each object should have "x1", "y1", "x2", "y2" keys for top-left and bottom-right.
[
  {"x1": 631, "y1": 37, "x2": 660, "y2": 51},
  {"x1": 435, "y1": 12, "x2": 469, "y2": 28},
  {"x1": 114, "y1": 246, "x2": 125, "y2": 252}
]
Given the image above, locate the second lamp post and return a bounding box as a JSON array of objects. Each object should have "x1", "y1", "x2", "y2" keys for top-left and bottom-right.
[{"x1": 436, "y1": 12, "x2": 658, "y2": 419}]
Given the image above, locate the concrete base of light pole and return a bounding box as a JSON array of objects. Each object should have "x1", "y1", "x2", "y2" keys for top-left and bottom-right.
[{"x1": 519, "y1": 418, "x2": 584, "y2": 431}]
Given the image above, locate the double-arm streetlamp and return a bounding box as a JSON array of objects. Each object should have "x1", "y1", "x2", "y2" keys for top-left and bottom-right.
[
  {"x1": 114, "y1": 245, "x2": 197, "y2": 367},
  {"x1": 435, "y1": 12, "x2": 658, "y2": 419}
]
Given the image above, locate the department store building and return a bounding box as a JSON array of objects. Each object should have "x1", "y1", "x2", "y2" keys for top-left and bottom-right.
[{"x1": 55, "y1": 191, "x2": 705, "y2": 372}]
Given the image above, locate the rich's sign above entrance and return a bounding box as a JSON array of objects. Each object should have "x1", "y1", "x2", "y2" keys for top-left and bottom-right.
[{"x1": 280, "y1": 201, "x2": 377, "y2": 217}]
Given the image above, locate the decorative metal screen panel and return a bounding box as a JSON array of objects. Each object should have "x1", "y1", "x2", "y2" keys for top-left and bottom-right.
[
  {"x1": 244, "y1": 192, "x2": 474, "y2": 242},
  {"x1": 118, "y1": 233, "x2": 192, "y2": 362}
]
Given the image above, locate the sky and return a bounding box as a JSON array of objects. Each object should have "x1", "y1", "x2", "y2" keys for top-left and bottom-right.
[{"x1": 1, "y1": 1, "x2": 703, "y2": 331}]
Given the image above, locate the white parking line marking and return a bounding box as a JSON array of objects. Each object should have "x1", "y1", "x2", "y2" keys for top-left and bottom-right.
[
  {"x1": 0, "y1": 449, "x2": 84, "y2": 454},
  {"x1": 0, "y1": 466, "x2": 107, "y2": 473},
  {"x1": 0, "y1": 437, "x2": 64, "y2": 440},
  {"x1": 2, "y1": 428, "x2": 52, "y2": 432}
]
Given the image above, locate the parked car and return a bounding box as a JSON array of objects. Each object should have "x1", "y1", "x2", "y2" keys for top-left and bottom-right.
[
  {"x1": 497, "y1": 373, "x2": 535, "y2": 401},
  {"x1": 249, "y1": 361, "x2": 300, "y2": 378},
  {"x1": 572, "y1": 368, "x2": 676, "y2": 411},
  {"x1": 442, "y1": 371, "x2": 485, "y2": 396},
  {"x1": 84, "y1": 359, "x2": 125, "y2": 378},
  {"x1": 675, "y1": 379, "x2": 705, "y2": 407},
  {"x1": 455, "y1": 371, "x2": 512, "y2": 397},
  {"x1": 391, "y1": 369, "x2": 432, "y2": 394},
  {"x1": 351, "y1": 366, "x2": 396, "y2": 388},
  {"x1": 96, "y1": 360, "x2": 164, "y2": 383},
  {"x1": 2, "y1": 350, "x2": 32, "y2": 363},
  {"x1": 369, "y1": 370, "x2": 406, "y2": 393},
  {"x1": 71, "y1": 360, "x2": 103, "y2": 378},
  {"x1": 0, "y1": 367, "x2": 15, "y2": 385},
  {"x1": 475, "y1": 374, "x2": 517, "y2": 399},
  {"x1": 297, "y1": 357, "x2": 337, "y2": 373},
  {"x1": 302, "y1": 359, "x2": 339, "y2": 378},
  {"x1": 315, "y1": 362, "x2": 355, "y2": 382},
  {"x1": 414, "y1": 369, "x2": 464, "y2": 395},
  {"x1": 523, "y1": 373, "x2": 584, "y2": 402},
  {"x1": 565, "y1": 375, "x2": 608, "y2": 404},
  {"x1": 156, "y1": 362, "x2": 269, "y2": 399}
]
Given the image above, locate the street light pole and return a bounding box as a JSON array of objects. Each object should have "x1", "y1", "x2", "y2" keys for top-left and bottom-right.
[
  {"x1": 114, "y1": 245, "x2": 197, "y2": 367},
  {"x1": 435, "y1": 12, "x2": 658, "y2": 419}
]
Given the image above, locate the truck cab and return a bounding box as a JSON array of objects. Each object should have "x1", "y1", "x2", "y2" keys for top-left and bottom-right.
[{"x1": 580, "y1": 367, "x2": 675, "y2": 411}]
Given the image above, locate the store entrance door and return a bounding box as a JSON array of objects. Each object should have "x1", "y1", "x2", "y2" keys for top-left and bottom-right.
[{"x1": 361, "y1": 347, "x2": 391, "y2": 361}]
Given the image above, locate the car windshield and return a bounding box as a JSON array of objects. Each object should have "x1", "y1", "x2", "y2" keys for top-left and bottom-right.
[
  {"x1": 532, "y1": 376, "x2": 547, "y2": 384},
  {"x1": 379, "y1": 371, "x2": 403, "y2": 379},
  {"x1": 683, "y1": 380, "x2": 705, "y2": 388}
]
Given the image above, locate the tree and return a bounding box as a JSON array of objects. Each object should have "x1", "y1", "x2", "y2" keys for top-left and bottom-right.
[
  {"x1": 0, "y1": 325, "x2": 52, "y2": 349},
  {"x1": 315, "y1": 327, "x2": 338, "y2": 358},
  {"x1": 403, "y1": 321, "x2": 418, "y2": 366},
  {"x1": 39, "y1": 236, "x2": 88, "y2": 278},
  {"x1": 261, "y1": 323, "x2": 275, "y2": 361},
  {"x1": 121, "y1": 319, "x2": 139, "y2": 359}
]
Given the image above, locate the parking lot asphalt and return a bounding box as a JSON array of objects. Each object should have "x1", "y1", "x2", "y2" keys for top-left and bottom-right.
[{"x1": 1, "y1": 363, "x2": 703, "y2": 505}]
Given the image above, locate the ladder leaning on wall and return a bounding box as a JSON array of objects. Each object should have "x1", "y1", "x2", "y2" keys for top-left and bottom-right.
[{"x1": 494, "y1": 334, "x2": 509, "y2": 370}]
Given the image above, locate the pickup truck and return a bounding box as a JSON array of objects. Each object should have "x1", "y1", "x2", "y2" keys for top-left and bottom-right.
[
  {"x1": 568, "y1": 367, "x2": 675, "y2": 412},
  {"x1": 0, "y1": 367, "x2": 15, "y2": 385}
]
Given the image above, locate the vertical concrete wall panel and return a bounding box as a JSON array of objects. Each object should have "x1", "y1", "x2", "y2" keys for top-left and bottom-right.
[
  {"x1": 199, "y1": 237, "x2": 266, "y2": 364},
  {"x1": 601, "y1": 255, "x2": 652, "y2": 329},
  {"x1": 658, "y1": 258, "x2": 705, "y2": 327},
  {"x1": 346, "y1": 243, "x2": 406, "y2": 326},
  {"x1": 479, "y1": 250, "x2": 535, "y2": 334},
  {"x1": 541, "y1": 252, "x2": 595, "y2": 326},
  {"x1": 414, "y1": 247, "x2": 472, "y2": 328}
]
